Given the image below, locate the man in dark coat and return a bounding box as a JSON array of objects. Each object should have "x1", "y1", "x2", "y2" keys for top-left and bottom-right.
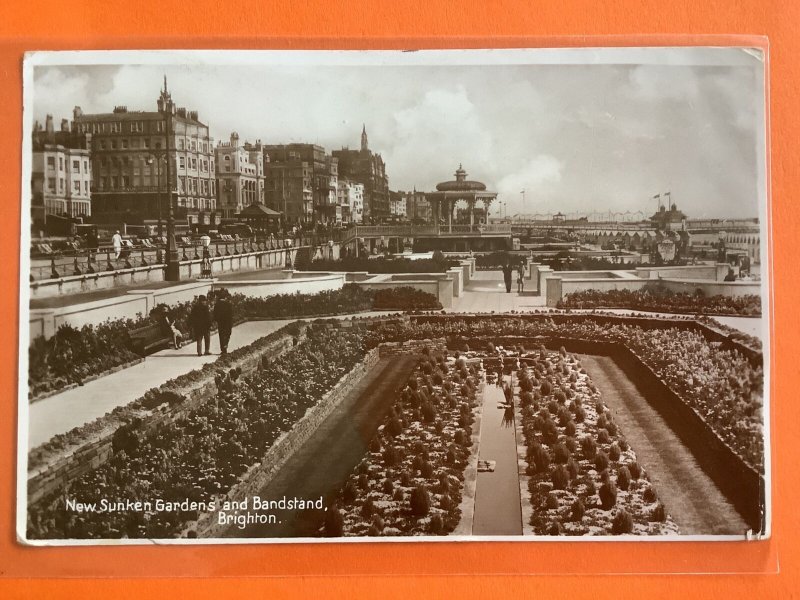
[
  {"x1": 189, "y1": 295, "x2": 213, "y2": 356},
  {"x1": 213, "y1": 290, "x2": 234, "y2": 355},
  {"x1": 501, "y1": 262, "x2": 513, "y2": 293}
]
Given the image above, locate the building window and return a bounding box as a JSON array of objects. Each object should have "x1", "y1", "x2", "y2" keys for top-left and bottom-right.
[
  {"x1": 111, "y1": 176, "x2": 118, "y2": 188},
  {"x1": 178, "y1": 138, "x2": 184, "y2": 150},
  {"x1": 59, "y1": 177, "x2": 64, "y2": 192},
  {"x1": 111, "y1": 140, "x2": 118, "y2": 150},
  {"x1": 47, "y1": 177, "x2": 55, "y2": 192},
  {"x1": 99, "y1": 140, "x2": 106, "y2": 150},
  {"x1": 73, "y1": 180, "x2": 80, "y2": 192},
  {"x1": 59, "y1": 157, "x2": 64, "y2": 171},
  {"x1": 179, "y1": 156, "x2": 185, "y2": 169},
  {"x1": 72, "y1": 159, "x2": 80, "y2": 173},
  {"x1": 191, "y1": 157, "x2": 197, "y2": 170},
  {"x1": 110, "y1": 122, "x2": 121, "y2": 133},
  {"x1": 122, "y1": 139, "x2": 129, "y2": 149},
  {"x1": 157, "y1": 122, "x2": 164, "y2": 133},
  {"x1": 144, "y1": 138, "x2": 150, "y2": 149},
  {"x1": 84, "y1": 160, "x2": 89, "y2": 172},
  {"x1": 47, "y1": 156, "x2": 55, "y2": 169},
  {"x1": 84, "y1": 181, "x2": 89, "y2": 195}
]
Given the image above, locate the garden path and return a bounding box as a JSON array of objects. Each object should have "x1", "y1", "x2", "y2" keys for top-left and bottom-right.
[
  {"x1": 450, "y1": 270, "x2": 546, "y2": 313},
  {"x1": 472, "y1": 376, "x2": 523, "y2": 535},
  {"x1": 578, "y1": 354, "x2": 750, "y2": 535},
  {"x1": 230, "y1": 355, "x2": 417, "y2": 538},
  {"x1": 27, "y1": 311, "x2": 390, "y2": 449}
]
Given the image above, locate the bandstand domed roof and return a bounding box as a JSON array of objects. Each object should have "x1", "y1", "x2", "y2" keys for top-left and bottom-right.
[{"x1": 435, "y1": 164, "x2": 488, "y2": 192}]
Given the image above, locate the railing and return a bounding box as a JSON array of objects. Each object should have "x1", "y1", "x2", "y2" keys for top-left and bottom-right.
[
  {"x1": 341, "y1": 223, "x2": 512, "y2": 244},
  {"x1": 29, "y1": 235, "x2": 324, "y2": 282}
]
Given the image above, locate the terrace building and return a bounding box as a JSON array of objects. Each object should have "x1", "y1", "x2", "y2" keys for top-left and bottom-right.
[
  {"x1": 31, "y1": 115, "x2": 92, "y2": 228},
  {"x1": 72, "y1": 79, "x2": 217, "y2": 228},
  {"x1": 263, "y1": 143, "x2": 338, "y2": 225},
  {"x1": 215, "y1": 132, "x2": 265, "y2": 218},
  {"x1": 337, "y1": 179, "x2": 364, "y2": 224},
  {"x1": 332, "y1": 125, "x2": 390, "y2": 222}
]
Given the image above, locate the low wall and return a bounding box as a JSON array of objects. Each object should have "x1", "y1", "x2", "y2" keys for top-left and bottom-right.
[
  {"x1": 357, "y1": 274, "x2": 454, "y2": 308},
  {"x1": 30, "y1": 265, "x2": 166, "y2": 299},
  {"x1": 29, "y1": 281, "x2": 217, "y2": 341},
  {"x1": 660, "y1": 278, "x2": 762, "y2": 298},
  {"x1": 191, "y1": 347, "x2": 382, "y2": 538},
  {"x1": 635, "y1": 264, "x2": 729, "y2": 281},
  {"x1": 221, "y1": 273, "x2": 346, "y2": 299},
  {"x1": 28, "y1": 326, "x2": 305, "y2": 507}
]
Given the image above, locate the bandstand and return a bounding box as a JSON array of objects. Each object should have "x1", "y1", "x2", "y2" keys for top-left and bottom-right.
[{"x1": 426, "y1": 164, "x2": 498, "y2": 231}]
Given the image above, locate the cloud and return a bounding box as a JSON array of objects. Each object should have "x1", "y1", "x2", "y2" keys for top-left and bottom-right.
[{"x1": 29, "y1": 56, "x2": 764, "y2": 219}]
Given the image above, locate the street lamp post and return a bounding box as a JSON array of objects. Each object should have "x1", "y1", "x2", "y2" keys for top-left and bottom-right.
[
  {"x1": 146, "y1": 150, "x2": 165, "y2": 263},
  {"x1": 162, "y1": 106, "x2": 180, "y2": 281}
]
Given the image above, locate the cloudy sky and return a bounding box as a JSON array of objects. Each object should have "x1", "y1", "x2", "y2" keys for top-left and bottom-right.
[{"x1": 30, "y1": 50, "x2": 765, "y2": 219}]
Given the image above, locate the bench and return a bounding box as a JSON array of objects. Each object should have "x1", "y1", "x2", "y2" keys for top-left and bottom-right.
[{"x1": 129, "y1": 322, "x2": 172, "y2": 356}]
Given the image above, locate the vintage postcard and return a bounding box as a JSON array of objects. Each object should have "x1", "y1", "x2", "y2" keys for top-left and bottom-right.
[{"x1": 18, "y1": 47, "x2": 770, "y2": 544}]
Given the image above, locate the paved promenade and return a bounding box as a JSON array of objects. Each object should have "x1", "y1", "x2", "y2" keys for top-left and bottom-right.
[{"x1": 27, "y1": 311, "x2": 389, "y2": 449}]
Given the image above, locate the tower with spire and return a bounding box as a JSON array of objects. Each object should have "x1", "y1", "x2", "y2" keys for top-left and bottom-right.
[{"x1": 361, "y1": 124, "x2": 368, "y2": 153}]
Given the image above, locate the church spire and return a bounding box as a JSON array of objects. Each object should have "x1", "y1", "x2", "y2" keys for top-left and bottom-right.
[{"x1": 361, "y1": 124, "x2": 368, "y2": 152}]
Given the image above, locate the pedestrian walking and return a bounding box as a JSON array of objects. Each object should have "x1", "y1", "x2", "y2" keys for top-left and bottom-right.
[
  {"x1": 213, "y1": 289, "x2": 234, "y2": 355},
  {"x1": 188, "y1": 295, "x2": 213, "y2": 356},
  {"x1": 517, "y1": 261, "x2": 525, "y2": 293},
  {"x1": 111, "y1": 230, "x2": 123, "y2": 260}
]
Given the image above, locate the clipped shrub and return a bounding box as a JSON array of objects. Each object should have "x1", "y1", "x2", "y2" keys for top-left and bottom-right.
[
  {"x1": 566, "y1": 457, "x2": 580, "y2": 480},
  {"x1": 551, "y1": 465, "x2": 569, "y2": 490},
  {"x1": 342, "y1": 480, "x2": 358, "y2": 505},
  {"x1": 400, "y1": 471, "x2": 412, "y2": 487},
  {"x1": 565, "y1": 436, "x2": 578, "y2": 454},
  {"x1": 581, "y1": 436, "x2": 597, "y2": 459},
  {"x1": 650, "y1": 502, "x2": 667, "y2": 522},
  {"x1": 595, "y1": 450, "x2": 609, "y2": 472},
  {"x1": 540, "y1": 380, "x2": 553, "y2": 396},
  {"x1": 570, "y1": 499, "x2": 585, "y2": 521},
  {"x1": 382, "y1": 445, "x2": 401, "y2": 467},
  {"x1": 565, "y1": 420, "x2": 577, "y2": 437},
  {"x1": 528, "y1": 443, "x2": 551, "y2": 474},
  {"x1": 599, "y1": 481, "x2": 617, "y2": 510},
  {"x1": 597, "y1": 429, "x2": 611, "y2": 445},
  {"x1": 585, "y1": 479, "x2": 596, "y2": 497},
  {"x1": 392, "y1": 487, "x2": 404, "y2": 502},
  {"x1": 548, "y1": 521, "x2": 563, "y2": 536},
  {"x1": 628, "y1": 461, "x2": 642, "y2": 480},
  {"x1": 382, "y1": 478, "x2": 395, "y2": 495},
  {"x1": 428, "y1": 514, "x2": 444, "y2": 534},
  {"x1": 617, "y1": 466, "x2": 631, "y2": 491},
  {"x1": 421, "y1": 401, "x2": 437, "y2": 423},
  {"x1": 611, "y1": 509, "x2": 634, "y2": 534},
  {"x1": 574, "y1": 406, "x2": 586, "y2": 423},
  {"x1": 420, "y1": 460, "x2": 434, "y2": 478},
  {"x1": 545, "y1": 492, "x2": 559, "y2": 510},
  {"x1": 361, "y1": 498, "x2": 375, "y2": 519},
  {"x1": 618, "y1": 438, "x2": 629, "y2": 452},
  {"x1": 609, "y1": 442, "x2": 621, "y2": 462},
  {"x1": 541, "y1": 418, "x2": 559, "y2": 445},
  {"x1": 369, "y1": 437, "x2": 382, "y2": 453},
  {"x1": 409, "y1": 486, "x2": 431, "y2": 517},
  {"x1": 323, "y1": 503, "x2": 344, "y2": 537},
  {"x1": 553, "y1": 443, "x2": 571, "y2": 464},
  {"x1": 642, "y1": 486, "x2": 657, "y2": 504}
]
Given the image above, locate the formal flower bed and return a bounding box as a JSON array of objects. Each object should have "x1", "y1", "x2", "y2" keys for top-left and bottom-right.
[
  {"x1": 365, "y1": 315, "x2": 764, "y2": 470},
  {"x1": 299, "y1": 256, "x2": 457, "y2": 274},
  {"x1": 27, "y1": 324, "x2": 370, "y2": 539},
  {"x1": 27, "y1": 284, "x2": 440, "y2": 401},
  {"x1": 515, "y1": 346, "x2": 678, "y2": 535},
  {"x1": 557, "y1": 287, "x2": 761, "y2": 316},
  {"x1": 321, "y1": 348, "x2": 480, "y2": 537}
]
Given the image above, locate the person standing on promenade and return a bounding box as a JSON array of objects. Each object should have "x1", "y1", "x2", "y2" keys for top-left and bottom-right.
[
  {"x1": 111, "y1": 230, "x2": 123, "y2": 260},
  {"x1": 502, "y1": 261, "x2": 513, "y2": 293},
  {"x1": 213, "y1": 289, "x2": 234, "y2": 355},
  {"x1": 189, "y1": 295, "x2": 213, "y2": 356},
  {"x1": 517, "y1": 260, "x2": 525, "y2": 293}
]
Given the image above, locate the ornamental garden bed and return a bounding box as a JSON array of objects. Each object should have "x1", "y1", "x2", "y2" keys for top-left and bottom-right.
[
  {"x1": 320, "y1": 347, "x2": 481, "y2": 537},
  {"x1": 557, "y1": 287, "x2": 762, "y2": 317},
  {"x1": 27, "y1": 323, "x2": 373, "y2": 539},
  {"x1": 514, "y1": 346, "x2": 678, "y2": 535}
]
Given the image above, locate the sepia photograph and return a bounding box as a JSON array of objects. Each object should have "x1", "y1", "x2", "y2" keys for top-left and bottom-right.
[{"x1": 18, "y1": 48, "x2": 770, "y2": 543}]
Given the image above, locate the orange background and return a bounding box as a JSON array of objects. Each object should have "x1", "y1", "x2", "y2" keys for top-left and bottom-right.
[{"x1": 0, "y1": 1, "x2": 797, "y2": 597}]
